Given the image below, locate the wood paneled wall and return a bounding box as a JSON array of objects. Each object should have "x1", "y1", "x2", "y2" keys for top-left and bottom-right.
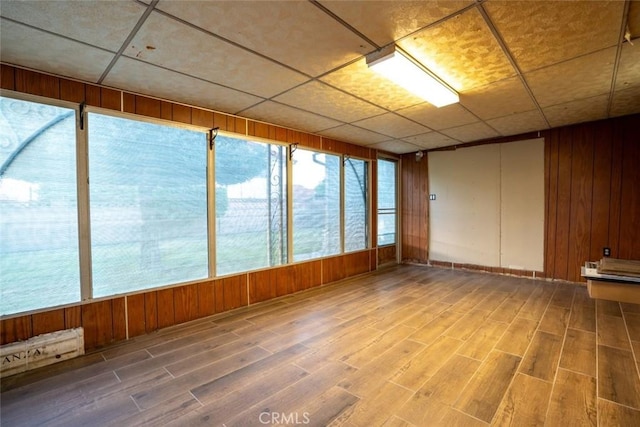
[
  {"x1": 397, "y1": 113, "x2": 640, "y2": 285},
  {"x1": 544, "y1": 114, "x2": 640, "y2": 282},
  {"x1": 0, "y1": 64, "x2": 379, "y2": 350},
  {"x1": 400, "y1": 153, "x2": 429, "y2": 263}
]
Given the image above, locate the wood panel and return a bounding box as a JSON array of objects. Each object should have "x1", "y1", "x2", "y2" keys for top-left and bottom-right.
[
  {"x1": 122, "y1": 92, "x2": 135, "y2": 114},
  {"x1": 401, "y1": 153, "x2": 428, "y2": 263},
  {"x1": 127, "y1": 294, "x2": 147, "y2": 338},
  {"x1": 273, "y1": 267, "x2": 287, "y2": 298},
  {"x1": 567, "y1": 126, "x2": 594, "y2": 282},
  {"x1": 81, "y1": 300, "x2": 114, "y2": 349},
  {"x1": 192, "y1": 108, "x2": 213, "y2": 128},
  {"x1": 0, "y1": 316, "x2": 32, "y2": 345},
  {"x1": 249, "y1": 270, "x2": 271, "y2": 304},
  {"x1": 197, "y1": 281, "x2": 216, "y2": 317},
  {"x1": 322, "y1": 137, "x2": 345, "y2": 155},
  {"x1": 554, "y1": 128, "x2": 573, "y2": 280},
  {"x1": 31, "y1": 309, "x2": 65, "y2": 336},
  {"x1": 174, "y1": 284, "x2": 199, "y2": 324},
  {"x1": 59, "y1": 79, "x2": 85, "y2": 103},
  {"x1": 323, "y1": 256, "x2": 346, "y2": 284},
  {"x1": 609, "y1": 122, "x2": 624, "y2": 257},
  {"x1": 85, "y1": 85, "x2": 101, "y2": 107},
  {"x1": 1, "y1": 63, "x2": 16, "y2": 90},
  {"x1": 100, "y1": 88, "x2": 121, "y2": 111},
  {"x1": 545, "y1": 129, "x2": 559, "y2": 277},
  {"x1": 543, "y1": 114, "x2": 640, "y2": 281},
  {"x1": 288, "y1": 130, "x2": 321, "y2": 150},
  {"x1": 144, "y1": 292, "x2": 158, "y2": 333},
  {"x1": 160, "y1": 100, "x2": 172, "y2": 121},
  {"x1": 619, "y1": 116, "x2": 640, "y2": 260},
  {"x1": 64, "y1": 306, "x2": 82, "y2": 330},
  {"x1": 248, "y1": 121, "x2": 271, "y2": 139},
  {"x1": 223, "y1": 275, "x2": 246, "y2": 311},
  {"x1": 378, "y1": 245, "x2": 397, "y2": 265},
  {"x1": 15, "y1": 68, "x2": 59, "y2": 99},
  {"x1": 232, "y1": 116, "x2": 247, "y2": 134},
  {"x1": 112, "y1": 297, "x2": 127, "y2": 342},
  {"x1": 589, "y1": 121, "x2": 613, "y2": 261},
  {"x1": 135, "y1": 95, "x2": 161, "y2": 119},
  {"x1": 157, "y1": 289, "x2": 175, "y2": 329},
  {"x1": 172, "y1": 104, "x2": 192, "y2": 124},
  {"x1": 344, "y1": 251, "x2": 370, "y2": 277}
]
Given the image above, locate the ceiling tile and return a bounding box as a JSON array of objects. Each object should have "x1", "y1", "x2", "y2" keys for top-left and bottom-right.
[
  {"x1": 320, "y1": 59, "x2": 426, "y2": 111},
  {"x1": 610, "y1": 85, "x2": 640, "y2": 118},
  {"x1": 318, "y1": 124, "x2": 389, "y2": 146},
  {"x1": 441, "y1": 121, "x2": 500, "y2": 142},
  {"x1": 352, "y1": 113, "x2": 431, "y2": 139},
  {"x1": 125, "y1": 12, "x2": 309, "y2": 98},
  {"x1": 0, "y1": 0, "x2": 146, "y2": 51},
  {"x1": 241, "y1": 101, "x2": 342, "y2": 134},
  {"x1": 103, "y1": 57, "x2": 263, "y2": 114},
  {"x1": 156, "y1": 0, "x2": 373, "y2": 77},
  {"x1": 398, "y1": 7, "x2": 516, "y2": 92},
  {"x1": 461, "y1": 76, "x2": 536, "y2": 120},
  {"x1": 0, "y1": 19, "x2": 114, "y2": 83},
  {"x1": 402, "y1": 132, "x2": 459, "y2": 150},
  {"x1": 543, "y1": 94, "x2": 609, "y2": 128},
  {"x1": 318, "y1": 0, "x2": 472, "y2": 47},
  {"x1": 615, "y1": 43, "x2": 640, "y2": 91},
  {"x1": 526, "y1": 48, "x2": 616, "y2": 108},
  {"x1": 369, "y1": 139, "x2": 420, "y2": 154},
  {"x1": 396, "y1": 102, "x2": 476, "y2": 130},
  {"x1": 486, "y1": 110, "x2": 548, "y2": 136},
  {"x1": 273, "y1": 81, "x2": 386, "y2": 123},
  {"x1": 484, "y1": 0, "x2": 624, "y2": 72}
]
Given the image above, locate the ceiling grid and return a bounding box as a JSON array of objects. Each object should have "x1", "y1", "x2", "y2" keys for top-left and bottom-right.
[{"x1": 0, "y1": 0, "x2": 637, "y2": 153}]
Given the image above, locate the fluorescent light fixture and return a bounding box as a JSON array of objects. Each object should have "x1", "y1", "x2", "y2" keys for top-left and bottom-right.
[{"x1": 366, "y1": 45, "x2": 459, "y2": 108}]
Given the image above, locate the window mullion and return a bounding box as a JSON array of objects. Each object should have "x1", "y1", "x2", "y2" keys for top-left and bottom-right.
[
  {"x1": 208, "y1": 134, "x2": 216, "y2": 278},
  {"x1": 76, "y1": 107, "x2": 93, "y2": 301},
  {"x1": 286, "y1": 145, "x2": 294, "y2": 264},
  {"x1": 340, "y1": 156, "x2": 346, "y2": 254}
]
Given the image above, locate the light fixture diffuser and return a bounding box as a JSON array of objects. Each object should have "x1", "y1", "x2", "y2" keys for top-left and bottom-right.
[{"x1": 366, "y1": 45, "x2": 459, "y2": 108}]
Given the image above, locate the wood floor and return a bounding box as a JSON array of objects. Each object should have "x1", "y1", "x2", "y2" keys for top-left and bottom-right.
[{"x1": 2, "y1": 265, "x2": 640, "y2": 426}]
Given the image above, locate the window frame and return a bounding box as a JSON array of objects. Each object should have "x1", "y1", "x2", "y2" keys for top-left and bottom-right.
[
  {"x1": 212, "y1": 131, "x2": 289, "y2": 276},
  {"x1": 376, "y1": 156, "x2": 399, "y2": 248},
  {"x1": 290, "y1": 146, "x2": 342, "y2": 262},
  {"x1": 342, "y1": 155, "x2": 371, "y2": 253},
  {"x1": 0, "y1": 90, "x2": 83, "y2": 314}
]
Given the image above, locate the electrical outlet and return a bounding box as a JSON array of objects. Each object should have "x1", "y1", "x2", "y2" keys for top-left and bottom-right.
[
  {"x1": 603, "y1": 247, "x2": 611, "y2": 257},
  {"x1": 429, "y1": 194, "x2": 436, "y2": 201}
]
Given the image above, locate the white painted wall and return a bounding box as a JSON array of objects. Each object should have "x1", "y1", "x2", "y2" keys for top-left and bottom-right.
[
  {"x1": 428, "y1": 138, "x2": 544, "y2": 271},
  {"x1": 500, "y1": 139, "x2": 545, "y2": 270}
]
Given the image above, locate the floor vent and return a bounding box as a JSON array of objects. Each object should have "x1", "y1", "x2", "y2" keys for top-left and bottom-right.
[{"x1": 1, "y1": 327, "x2": 84, "y2": 378}]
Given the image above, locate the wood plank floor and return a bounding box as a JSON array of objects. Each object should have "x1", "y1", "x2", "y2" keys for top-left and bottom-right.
[{"x1": 2, "y1": 265, "x2": 640, "y2": 426}]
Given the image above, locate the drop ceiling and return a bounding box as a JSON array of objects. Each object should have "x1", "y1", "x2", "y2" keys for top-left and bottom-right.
[{"x1": 1, "y1": 0, "x2": 638, "y2": 154}]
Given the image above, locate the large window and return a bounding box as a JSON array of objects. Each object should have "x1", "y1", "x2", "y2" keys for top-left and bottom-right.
[
  {"x1": 1, "y1": 93, "x2": 375, "y2": 317},
  {"x1": 0, "y1": 96, "x2": 80, "y2": 315},
  {"x1": 292, "y1": 149, "x2": 340, "y2": 261},
  {"x1": 377, "y1": 158, "x2": 397, "y2": 246},
  {"x1": 88, "y1": 113, "x2": 208, "y2": 297},
  {"x1": 344, "y1": 157, "x2": 369, "y2": 252},
  {"x1": 215, "y1": 136, "x2": 287, "y2": 275}
]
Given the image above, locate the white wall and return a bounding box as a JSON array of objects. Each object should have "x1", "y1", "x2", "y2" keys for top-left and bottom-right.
[{"x1": 428, "y1": 138, "x2": 544, "y2": 271}]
